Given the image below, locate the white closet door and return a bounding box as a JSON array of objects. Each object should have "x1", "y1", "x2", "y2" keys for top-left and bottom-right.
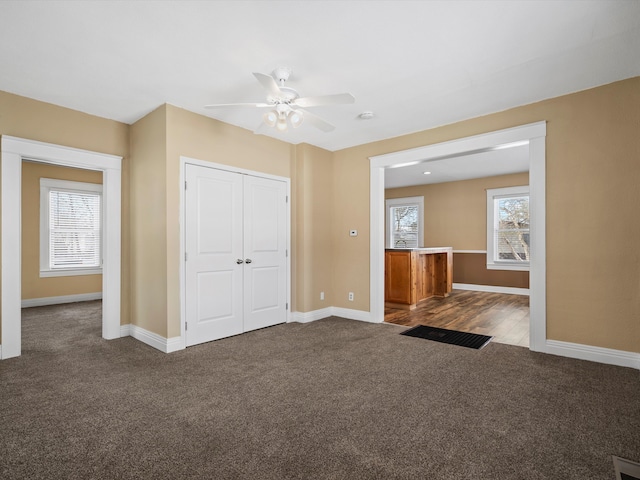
[
  {"x1": 242, "y1": 175, "x2": 288, "y2": 332},
  {"x1": 185, "y1": 164, "x2": 244, "y2": 346}
]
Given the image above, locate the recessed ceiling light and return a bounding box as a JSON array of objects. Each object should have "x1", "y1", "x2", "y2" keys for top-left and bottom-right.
[
  {"x1": 358, "y1": 111, "x2": 374, "y2": 120},
  {"x1": 423, "y1": 171, "x2": 431, "y2": 175}
]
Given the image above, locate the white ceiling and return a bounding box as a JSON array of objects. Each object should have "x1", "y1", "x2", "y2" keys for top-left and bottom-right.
[
  {"x1": 1, "y1": 0, "x2": 639, "y2": 157},
  {"x1": 384, "y1": 144, "x2": 530, "y2": 189}
]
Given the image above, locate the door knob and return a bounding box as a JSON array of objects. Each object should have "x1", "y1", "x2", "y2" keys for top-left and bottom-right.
[
  {"x1": 236, "y1": 259, "x2": 244, "y2": 264},
  {"x1": 245, "y1": 259, "x2": 252, "y2": 264}
]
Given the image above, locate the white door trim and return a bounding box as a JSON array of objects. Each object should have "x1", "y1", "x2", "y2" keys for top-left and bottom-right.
[
  {"x1": 369, "y1": 122, "x2": 547, "y2": 352},
  {"x1": 179, "y1": 156, "x2": 291, "y2": 349},
  {"x1": 1, "y1": 136, "x2": 122, "y2": 359}
]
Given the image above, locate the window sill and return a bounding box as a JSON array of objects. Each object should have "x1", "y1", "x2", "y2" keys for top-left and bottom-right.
[
  {"x1": 486, "y1": 263, "x2": 530, "y2": 272},
  {"x1": 40, "y1": 268, "x2": 102, "y2": 278}
]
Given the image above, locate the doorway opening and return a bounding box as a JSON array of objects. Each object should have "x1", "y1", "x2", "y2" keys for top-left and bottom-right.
[
  {"x1": 369, "y1": 122, "x2": 546, "y2": 352},
  {"x1": 381, "y1": 142, "x2": 531, "y2": 346},
  {"x1": 178, "y1": 156, "x2": 291, "y2": 349},
  {"x1": 1, "y1": 136, "x2": 122, "y2": 360},
  {"x1": 20, "y1": 160, "x2": 105, "y2": 350}
]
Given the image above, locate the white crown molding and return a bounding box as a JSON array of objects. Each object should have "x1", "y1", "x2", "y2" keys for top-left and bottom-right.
[{"x1": 21, "y1": 292, "x2": 102, "y2": 309}]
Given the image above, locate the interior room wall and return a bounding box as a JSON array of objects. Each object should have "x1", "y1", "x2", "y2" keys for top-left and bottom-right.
[
  {"x1": 330, "y1": 147, "x2": 371, "y2": 313},
  {"x1": 164, "y1": 105, "x2": 294, "y2": 338},
  {"x1": 385, "y1": 172, "x2": 530, "y2": 288},
  {"x1": 3, "y1": 76, "x2": 638, "y2": 356},
  {"x1": 332, "y1": 77, "x2": 640, "y2": 354},
  {"x1": 294, "y1": 143, "x2": 334, "y2": 312},
  {"x1": 129, "y1": 105, "x2": 169, "y2": 337},
  {"x1": 126, "y1": 105, "x2": 295, "y2": 339},
  {"x1": 0, "y1": 90, "x2": 130, "y2": 340},
  {"x1": 21, "y1": 162, "x2": 103, "y2": 300}
]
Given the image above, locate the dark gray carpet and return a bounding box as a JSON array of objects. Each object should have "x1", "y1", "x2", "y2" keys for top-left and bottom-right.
[{"x1": 1, "y1": 301, "x2": 639, "y2": 479}]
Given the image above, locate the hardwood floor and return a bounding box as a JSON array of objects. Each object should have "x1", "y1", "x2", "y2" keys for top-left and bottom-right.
[{"x1": 385, "y1": 289, "x2": 530, "y2": 347}]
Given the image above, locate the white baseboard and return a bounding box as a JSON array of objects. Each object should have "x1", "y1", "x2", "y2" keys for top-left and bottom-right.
[
  {"x1": 291, "y1": 306, "x2": 638, "y2": 370},
  {"x1": 21, "y1": 292, "x2": 102, "y2": 308},
  {"x1": 545, "y1": 340, "x2": 640, "y2": 370},
  {"x1": 453, "y1": 283, "x2": 530, "y2": 296},
  {"x1": 291, "y1": 306, "x2": 375, "y2": 324},
  {"x1": 165, "y1": 336, "x2": 185, "y2": 353},
  {"x1": 289, "y1": 307, "x2": 333, "y2": 323},
  {"x1": 120, "y1": 324, "x2": 185, "y2": 353},
  {"x1": 332, "y1": 307, "x2": 375, "y2": 323},
  {"x1": 0, "y1": 344, "x2": 2, "y2": 358}
]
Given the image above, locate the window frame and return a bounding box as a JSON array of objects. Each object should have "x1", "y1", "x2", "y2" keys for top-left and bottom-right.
[
  {"x1": 39, "y1": 178, "x2": 103, "y2": 278},
  {"x1": 385, "y1": 196, "x2": 424, "y2": 248},
  {"x1": 486, "y1": 185, "x2": 530, "y2": 271}
]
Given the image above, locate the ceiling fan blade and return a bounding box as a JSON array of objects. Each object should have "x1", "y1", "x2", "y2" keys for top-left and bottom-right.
[
  {"x1": 204, "y1": 102, "x2": 271, "y2": 109},
  {"x1": 298, "y1": 109, "x2": 335, "y2": 132},
  {"x1": 253, "y1": 72, "x2": 282, "y2": 98},
  {"x1": 294, "y1": 93, "x2": 355, "y2": 108}
]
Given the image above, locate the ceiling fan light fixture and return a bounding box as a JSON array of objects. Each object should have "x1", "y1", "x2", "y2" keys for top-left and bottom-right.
[
  {"x1": 276, "y1": 116, "x2": 288, "y2": 132},
  {"x1": 263, "y1": 110, "x2": 278, "y2": 127},
  {"x1": 290, "y1": 111, "x2": 304, "y2": 128}
]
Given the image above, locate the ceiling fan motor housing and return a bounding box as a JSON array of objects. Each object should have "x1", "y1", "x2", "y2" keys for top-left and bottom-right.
[
  {"x1": 268, "y1": 86, "x2": 299, "y2": 105},
  {"x1": 273, "y1": 67, "x2": 292, "y2": 84}
]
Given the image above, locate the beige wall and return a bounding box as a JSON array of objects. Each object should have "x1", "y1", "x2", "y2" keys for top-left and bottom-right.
[
  {"x1": 386, "y1": 172, "x2": 530, "y2": 289},
  {"x1": 165, "y1": 106, "x2": 293, "y2": 338},
  {"x1": 129, "y1": 105, "x2": 168, "y2": 335},
  {"x1": 386, "y1": 172, "x2": 529, "y2": 249},
  {"x1": 331, "y1": 150, "x2": 371, "y2": 311},
  {"x1": 0, "y1": 91, "x2": 130, "y2": 341},
  {"x1": 333, "y1": 77, "x2": 640, "y2": 353},
  {"x1": 294, "y1": 144, "x2": 334, "y2": 312},
  {"x1": 128, "y1": 105, "x2": 294, "y2": 338},
  {"x1": 452, "y1": 252, "x2": 529, "y2": 289},
  {"x1": 21, "y1": 162, "x2": 103, "y2": 300}
]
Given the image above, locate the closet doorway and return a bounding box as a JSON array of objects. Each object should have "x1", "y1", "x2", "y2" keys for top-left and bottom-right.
[{"x1": 183, "y1": 162, "x2": 289, "y2": 347}]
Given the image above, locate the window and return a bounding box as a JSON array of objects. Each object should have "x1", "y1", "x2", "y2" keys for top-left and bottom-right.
[
  {"x1": 486, "y1": 185, "x2": 529, "y2": 271},
  {"x1": 40, "y1": 178, "x2": 103, "y2": 277},
  {"x1": 386, "y1": 196, "x2": 424, "y2": 248}
]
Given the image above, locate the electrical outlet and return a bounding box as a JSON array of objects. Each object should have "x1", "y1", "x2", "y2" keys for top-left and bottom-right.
[
  {"x1": 320, "y1": 291, "x2": 324, "y2": 301},
  {"x1": 349, "y1": 230, "x2": 358, "y2": 237},
  {"x1": 348, "y1": 292, "x2": 354, "y2": 301}
]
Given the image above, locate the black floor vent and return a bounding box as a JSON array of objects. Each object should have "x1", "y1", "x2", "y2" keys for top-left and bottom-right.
[{"x1": 613, "y1": 456, "x2": 640, "y2": 480}]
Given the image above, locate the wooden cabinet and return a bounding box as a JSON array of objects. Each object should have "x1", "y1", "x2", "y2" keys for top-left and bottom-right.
[{"x1": 385, "y1": 248, "x2": 453, "y2": 310}]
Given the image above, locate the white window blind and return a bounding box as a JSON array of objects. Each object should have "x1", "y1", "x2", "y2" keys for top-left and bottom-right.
[
  {"x1": 49, "y1": 190, "x2": 101, "y2": 268},
  {"x1": 40, "y1": 178, "x2": 103, "y2": 277}
]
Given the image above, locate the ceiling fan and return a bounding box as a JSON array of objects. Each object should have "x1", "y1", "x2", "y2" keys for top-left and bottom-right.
[{"x1": 204, "y1": 67, "x2": 355, "y2": 132}]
